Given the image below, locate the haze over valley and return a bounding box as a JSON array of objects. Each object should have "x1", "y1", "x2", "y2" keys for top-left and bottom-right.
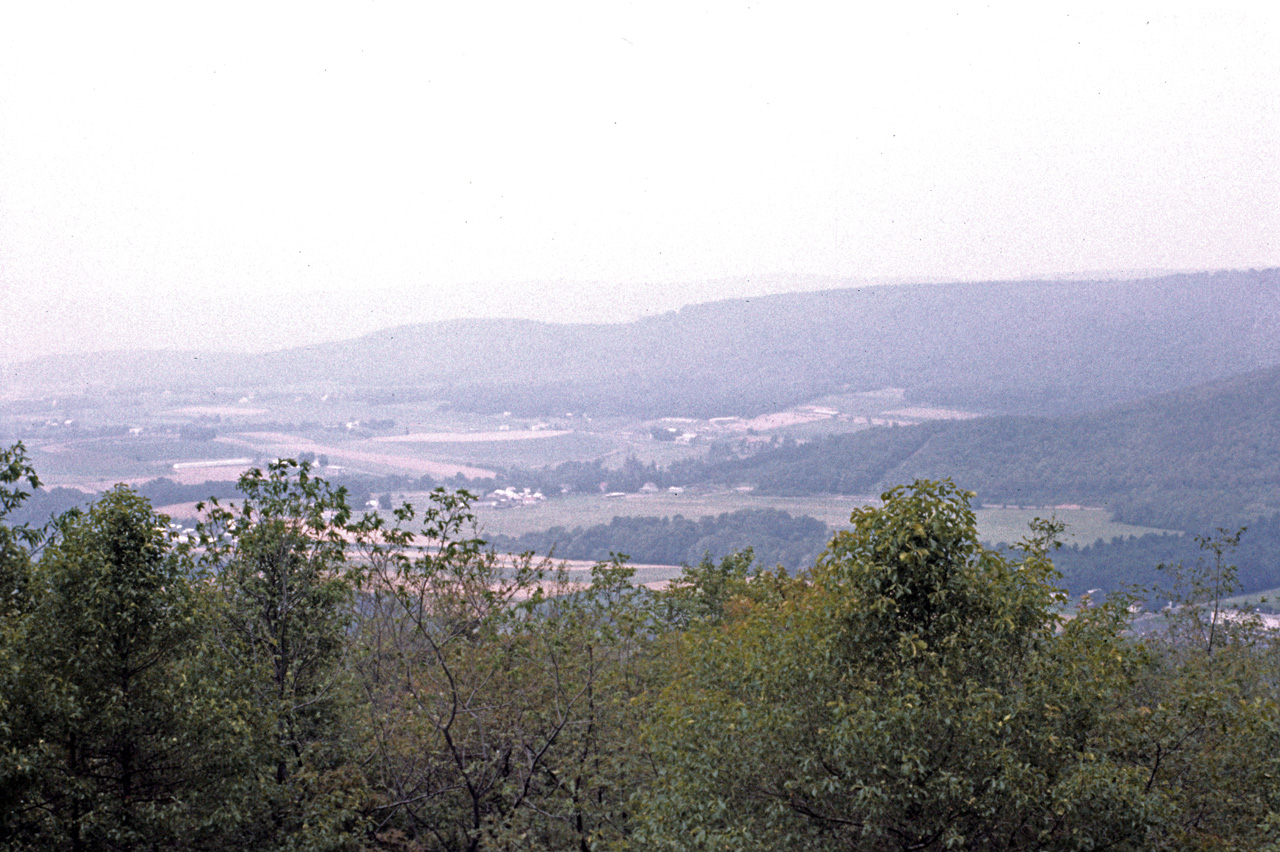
[
  {"x1": 5, "y1": 267, "x2": 1280, "y2": 595},
  {"x1": 7, "y1": 3, "x2": 1280, "y2": 846}
]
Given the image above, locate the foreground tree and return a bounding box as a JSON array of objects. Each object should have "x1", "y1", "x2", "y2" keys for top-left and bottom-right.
[
  {"x1": 1, "y1": 488, "x2": 234, "y2": 851},
  {"x1": 1114, "y1": 527, "x2": 1280, "y2": 849},
  {"x1": 0, "y1": 443, "x2": 45, "y2": 840},
  {"x1": 355, "y1": 490, "x2": 654, "y2": 852},
  {"x1": 195, "y1": 459, "x2": 369, "y2": 851},
  {"x1": 0, "y1": 443, "x2": 41, "y2": 619},
  {"x1": 632, "y1": 480, "x2": 1165, "y2": 851},
  {"x1": 4, "y1": 439, "x2": 1277, "y2": 850}
]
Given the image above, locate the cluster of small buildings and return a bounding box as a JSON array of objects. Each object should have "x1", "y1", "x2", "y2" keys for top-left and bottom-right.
[
  {"x1": 167, "y1": 521, "x2": 198, "y2": 544},
  {"x1": 485, "y1": 487, "x2": 546, "y2": 509}
]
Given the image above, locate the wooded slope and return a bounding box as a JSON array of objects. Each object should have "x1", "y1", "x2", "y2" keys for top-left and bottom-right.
[
  {"x1": 678, "y1": 364, "x2": 1280, "y2": 531},
  {"x1": 10, "y1": 269, "x2": 1279, "y2": 418}
]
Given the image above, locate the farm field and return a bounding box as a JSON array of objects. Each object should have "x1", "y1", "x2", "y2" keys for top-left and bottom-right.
[
  {"x1": 373, "y1": 430, "x2": 572, "y2": 443},
  {"x1": 2, "y1": 386, "x2": 1188, "y2": 572},
  {"x1": 22, "y1": 435, "x2": 254, "y2": 489},
  {"x1": 411, "y1": 431, "x2": 623, "y2": 467},
  {"x1": 974, "y1": 506, "x2": 1179, "y2": 548},
  {"x1": 463, "y1": 490, "x2": 875, "y2": 538},
  {"x1": 3, "y1": 386, "x2": 993, "y2": 491},
  {"x1": 215, "y1": 432, "x2": 497, "y2": 479},
  {"x1": 1220, "y1": 587, "x2": 1280, "y2": 614},
  {"x1": 401, "y1": 490, "x2": 1174, "y2": 550}
]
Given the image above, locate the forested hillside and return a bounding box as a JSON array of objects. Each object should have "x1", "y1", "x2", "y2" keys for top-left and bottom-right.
[
  {"x1": 642, "y1": 365, "x2": 1280, "y2": 594},
  {"x1": 677, "y1": 364, "x2": 1280, "y2": 531},
  {"x1": 9, "y1": 269, "x2": 1279, "y2": 419}
]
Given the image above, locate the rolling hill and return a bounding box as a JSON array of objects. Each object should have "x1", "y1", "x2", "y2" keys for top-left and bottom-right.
[
  {"x1": 6, "y1": 269, "x2": 1279, "y2": 419},
  {"x1": 676, "y1": 364, "x2": 1280, "y2": 531}
]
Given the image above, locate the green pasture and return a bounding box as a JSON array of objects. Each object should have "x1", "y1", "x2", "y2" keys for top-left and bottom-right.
[
  {"x1": 419, "y1": 431, "x2": 620, "y2": 467},
  {"x1": 1219, "y1": 587, "x2": 1280, "y2": 613},
  {"x1": 26, "y1": 436, "x2": 249, "y2": 482},
  {"x1": 412, "y1": 490, "x2": 874, "y2": 539},
  {"x1": 974, "y1": 506, "x2": 1179, "y2": 548},
  {"x1": 445, "y1": 491, "x2": 1175, "y2": 550}
]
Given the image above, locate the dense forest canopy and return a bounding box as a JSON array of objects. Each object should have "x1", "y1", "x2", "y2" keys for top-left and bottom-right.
[{"x1": 4, "y1": 443, "x2": 1280, "y2": 850}]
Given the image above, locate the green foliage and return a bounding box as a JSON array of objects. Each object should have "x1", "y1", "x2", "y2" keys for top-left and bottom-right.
[
  {"x1": 0, "y1": 442, "x2": 42, "y2": 618},
  {"x1": 6, "y1": 438, "x2": 1280, "y2": 850},
  {"x1": 632, "y1": 481, "x2": 1165, "y2": 851},
  {"x1": 1119, "y1": 529, "x2": 1280, "y2": 850},
  {"x1": 0, "y1": 488, "x2": 236, "y2": 851},
  {"x1": 0, "y1": 442, "x2": 41, "y2": 522},
  {"x1": 656, "y1": 549, "x2": 757, "y2": 629},
  {"x1": 1158, "y1": 526, "x2": 1247, "y2": 656},
  {"x1": 354, "y1": 489, "x2": 655, "y2": 852},
  {"x1": 195, "y1": 459, "x2": 369, "y2": 850}
]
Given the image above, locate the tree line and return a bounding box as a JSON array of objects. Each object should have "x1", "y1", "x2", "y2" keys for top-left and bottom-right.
[
  {"x1": 486, "y1": 508, "x2": 830, "y2": 572},
  {"x1": 1047, "y1": 512, "x2": 1280, "y2": 598},
  {"x1": 3, "y1": 442, "x2": 1280, "y2": 850}
]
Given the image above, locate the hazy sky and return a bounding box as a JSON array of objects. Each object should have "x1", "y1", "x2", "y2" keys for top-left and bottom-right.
[{"x1": 1, "y1": 2, "x2": 1276, "y2": 362}]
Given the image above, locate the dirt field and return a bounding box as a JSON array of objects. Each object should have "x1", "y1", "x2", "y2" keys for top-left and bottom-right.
[
  {"x1": 217, "y1": 433, "x2": 496, "y2": 479},
  {"x1": 373, "y1": 431, "x2": 572, "y2": 443},
  {"x1": 165, "y1": 465, "x2": 255, "y2": 484},
  {"x1": 165, "y1": 405, "x2": 269, "y2": 417},
  {"x1": 740, "y1": 410, "x2": 832, "y2": 431},
  {"x1": 884, "y1": 407, "x2": 982, "y2": 420}
]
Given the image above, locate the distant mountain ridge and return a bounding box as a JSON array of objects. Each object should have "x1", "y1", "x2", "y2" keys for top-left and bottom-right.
[{"x1": 6, "y1": 269, "x2": 1278, "y2": 418}]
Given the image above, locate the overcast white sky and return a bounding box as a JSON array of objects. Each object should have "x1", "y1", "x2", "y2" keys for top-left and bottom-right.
[{"x1": 1, "y1": 2, "x2": 1276, "y2": 362}]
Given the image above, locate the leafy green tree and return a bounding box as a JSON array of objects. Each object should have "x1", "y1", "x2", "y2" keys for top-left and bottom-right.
[
  {"x1": 1114, "y1": 527, "x2": 1280, "y2": 850},
  {"x1": 0, "y1": 442, "x2": 42, "y2": 619},
  {"x1": 632, "y1": 480, "x2": 1164, "y2": 851},
  {"x1": 1156, "y1": 526, "x2": 1247, "y2": 657},
  {"x1": 354, "y1": 490, "x2": 655, "y2": 851},
  {"x1": 474, "y1": 557, "x2": 660, "y2": 852},
  {"x1": 1, "y1": 487, "x2": 233, "y2": 851},
  {"x1": 195, "y1": 459, "x2": 368, "y2": 851},
  {"x1": 0, "y1": 443, "x2": 44, "y2": 839},
  {"x1": 655, "y1": 548, "x2": 757, "y2": 629}
]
